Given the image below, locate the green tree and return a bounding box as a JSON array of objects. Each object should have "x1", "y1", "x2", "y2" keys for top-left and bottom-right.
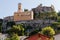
[
  {"x1": 45, "y1": 11, "x2": 57, "y2": 20},
  {"x1": 0, "y1": 23, "x2": 2, "y2": 32},
  {"x1": 5, "y1": 38, "x2": 10, "y2": 40},
  {"x1": 7, "y1": 24, "x2": 24, "y2": 36},
  {"x1": 51, "y1": 22, "x2": 60, "y2": 34},
  {"x1": 41, "y1": 26, "x2": 55, "y2": 37},
  {"x1": 6, "y1": 21, "x2": 15, "y2": 27},
  {"x1": 25, "y1": 25, "x2": 32, "y2": 36},
  {"x1": 41, "y1": 26, "x2": 55, "y2": 40},
  {"x1": 0, "y1": 19, "x2": 3, "y2": 32},
  {"x1": 57, "y1": 18, "x2": 60, "y2": 22},
  {"x1": 10, "y1": 34, "x2": 19, "y2": 40},
  {"x1": 5, "y1": 34, "x2": 19, "y2": 40},
  {"x1": 24, "y1": 9, "x2": 28, "y2": 12},
  {"x1": 58, "y1": 11, "x2": 60, "y2": 16}
]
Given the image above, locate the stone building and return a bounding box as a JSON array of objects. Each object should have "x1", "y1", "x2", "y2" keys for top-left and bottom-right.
[
  {"x1": 32, "y1": 4, "x2": 54, "y2": 13},
  {"x1": 14, "y1": 3, "x2": 33, "y2": 21},
  {"x1": 2, "y1": 3, "x2": 56, "y2": 33},
  {"x1": 32, "y1": 4, "x2": 55, "y2": 19},
  {"x1": 3, "y1": 16, "x2": 13, "y2": 22},
  {"x1": 2, "y1": 3, "x2": 34, "y2": 33}
]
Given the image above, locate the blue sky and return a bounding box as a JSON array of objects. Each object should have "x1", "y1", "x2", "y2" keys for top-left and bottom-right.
[{"x1": 0, "y1": 0, "x2": 60, "y2": 18}]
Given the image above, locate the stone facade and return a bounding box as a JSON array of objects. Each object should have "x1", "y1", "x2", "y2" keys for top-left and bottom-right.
[
  {"x1": 14, "y1": 11, "x2": 33, "y2": 21},
  {"x1": 3, "y1": 16, "x2": 13, "y2": 22},
  {"x1": 2, "y1": 3, "x2": 56, "y2": 33},
  {"x1": 3, "y1": 3, "x2": 55, "y2": 22},
  {"x1": 32, "y1": 4, "x2": 55, "y2": 19},
  {"x1": 32, "y1": 4, "x2": 54, "y2": 13},
  {"x1": 14, "y1": 3, "x2": 33, "y2": 21}
]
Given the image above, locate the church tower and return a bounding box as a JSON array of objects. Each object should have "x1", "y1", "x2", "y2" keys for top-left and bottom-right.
[{"x1": 18, "y1": 3, "x2": 22, "y2": 12}]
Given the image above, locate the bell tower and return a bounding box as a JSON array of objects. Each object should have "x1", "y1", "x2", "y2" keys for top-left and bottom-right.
[{"x1": 18, "y1": 3, "x2": 22, "y2": 12}]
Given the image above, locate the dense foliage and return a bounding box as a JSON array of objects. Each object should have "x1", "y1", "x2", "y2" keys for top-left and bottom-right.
[
  {"x1": 6, "y1": 21, "x2": 15, "y2": 27},
  {"x1": 0, "y1": 19, "x2": 3, "y2": 32},
  {"x1": 5, "y1": 34, "x2": 19, "y2": 40},
  {"x1": 58, "y1": 11, "x2": 60, "y2": 16},
  {"x1": 41, "y1": 26, "x2": 55, "y2": 37},
  {"x1": 6, "y1": 24, "x2": 24, "y2": 36}
]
